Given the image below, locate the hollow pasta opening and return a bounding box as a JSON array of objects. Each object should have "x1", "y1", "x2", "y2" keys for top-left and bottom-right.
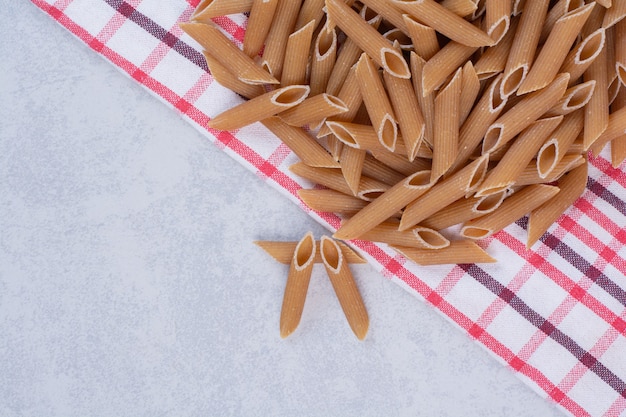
[
  {"x1": 462, "y1": 227, "x2": 491, "y2": 239},
  {"x1": 274, "y1": 87, "x2": 309, "y2": 104},
  {"x1": 295, "y1": 234, "x2": 315, "y2": 267},
  {"x1": 321, "y1": 238, "x2": 340, "y2": 270},
  {"x1": 382, "y1": 50, "x2": 410, "y2": 78}
]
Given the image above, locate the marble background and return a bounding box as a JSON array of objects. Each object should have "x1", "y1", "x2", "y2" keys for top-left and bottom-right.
[{"x1": 0, "y1": 1, "x2": 565, "y2": 416}]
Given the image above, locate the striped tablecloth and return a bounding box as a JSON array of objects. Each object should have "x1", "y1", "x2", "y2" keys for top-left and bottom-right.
[{"x1": 31, "y1": 0, "x2": 626, "y2": 415}]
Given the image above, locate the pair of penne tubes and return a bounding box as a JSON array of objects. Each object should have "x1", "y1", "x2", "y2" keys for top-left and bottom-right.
[
  {"x1": 256, "y1": 233, "x2": 369, "y2": 340},
  {"x1": 185, "y1": 0, "x2": 626, "y2": 266}
]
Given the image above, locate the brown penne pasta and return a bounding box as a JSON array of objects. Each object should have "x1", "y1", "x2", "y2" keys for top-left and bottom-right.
[
  {"x1": 261, "y1": 0, "x2": 302, "y2": 79},
  {"x1": 420, "y1": 191, "x2": 507, "y2": 230},
  {"x1": 484, "y1": 0, "x2": 511, "y2": 44},
  {"x1": 402, "y1": 14, "x2": 440, "y2": 60},
  {"x1": 432, "y1": 68, "x2": 462, "y2": 181},
  {"x1": 281, "y1": 20, "x2": 316, "y2": 87},
  {"x1": 255, "y1": 239, "x2": 366, "y2": 264},
  {"x1": 358, "y1": 221, "x2": 450, "y2": 249},
  {"x1": 278, "y1": 94, "x2": 348, "y2": 127},
  {"x1": 202, "y1": 51, "x2": 265, "y2": 99},
  {"x1": 298, "y1": 188, "x2": 369, "y2": 214},
  {"x1": 536, "y1": 109, "x2": 584, "y2": 179},
  {"x1": 243, "y1": 0, "x2": 279, "y2": 58},
  {"x1": 393, "y1": 240, "x2": 496, "y2": 265},
  {"x1": 192, "y1": 0, "x2": 253, "y2": 21}
]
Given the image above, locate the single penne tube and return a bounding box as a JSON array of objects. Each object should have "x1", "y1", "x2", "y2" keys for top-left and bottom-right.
[
  {"x1": 281, "y1": 20, "x2": 316, "y2": 87},
  {"x1": 191, "y1": 0, "x2": 214, "y2": 18},
  {"x1": 326, "y1": 0, "x2": 411, "y2": 78},
  {"x1": 461, "y1": 184, "x2": 560, "y2": 239},
  {"x1": 255, "y1": 239, "x2": 366, "y2": 264},
  {"x1": 179, "y1": 22, "x2": 278, "y2": 85},
  {"x1": 460, "y1": 61, "x2": 481, "y2": 126},
  {"x1": 588, "y1": 104, "x2": 626, "y2": 156},
  {"x1": 539, "y1": 0, "x2": 585, "y2": 44},
  {"x1": 500, "y1": 0, "x2": 550, "y2": 97},
  {"x1": 339, "y1": 146, "x2": 367, "y2": 195},
  {"x1": 278, "y1": 94, "x2": 348, "y2": 127},
  {"x1": 383, "y1": 70, "x2": 425, "y2": 161},
  {"x1": 432, "y1": 68, "x2": 463, "y2": 181},
  {"x1": 399, "y1": 155, "x2": 489, "y2": 231},
  {"x1": 208, "y1": 85, "x2": 310, "y2": 130},
  {"x1": 393, "y1": 240, "x2": 496, "y2": 265},
  {"x1": 310, "y1": 21, "x2": 338, "y2": 96},
  {"x1": 544, "y1": 80, "x2": 596, "y2": 116},
  {"x1": 357, "y1": 221, "x2": 450, "y2": 248},
  {"x1": 474, "y1": 15, "x2": 519, "y2": 80},
  {"x1": 262, "y1": 117, "x2": 340, "y2": 168},
  {"x1": 192, "y1": 0, "x2": 253, "y2": 21},
  {"x1": 513, "y1": 155, "x2": 582, "y2": 186},
  {"x1": 298, "y1": 188, "x2": 369, "y2": 214},
  {"x1": 482, "y1": 73, "x2": 570, "y2": 154},
  {"x1": 560, "y1": 28, "x2": 606, "y2": 84},
  {"x1": 583, "y1": 42, "x2": 609, "y2": 150},
  {"x1": 319, "y1": 66, "x2": 364, "y2": 138},
  {"x1": 202, "y1": 51, "x2": 265, "y2": 99},
  {"x1": 260, "y1": 0, "x2": 301, "y2": 79},
  {"x1": 243, "y1": 0, "x2": 279, "y2": 58},
  {"x1": 320, "y1": 236, "x2": 369, "y2": 341},
  {"x1": 333, "y1": 170, "x2": 433, "y2": 240},
  {"x1": 355, "y1": 53, "x2": 399, "y2": 152},
  {"x1": 326, "y1": 121, "x2": 390, "y2": 152},
  {"x1": 392, "y1": 0, "x2": 495, "y2": 47},
  {"x1": 450, "y1": 74, "x2": 507, "y2": 172},
  {"x1": 279, "y1": 231, "x2": 316, "y2": 339},
  {"x1": 421, "y1": 41, "x2": 478, "y2": 96},
  {"x1": 410, "y1": 52, "x2": 436, "y2": 147},
  {"x1": 420, "y1": 190, "x2": 507, "y2": 230},
  {"x1": 476, "y1": 116, "x2": 563, "y2": 197},
  {"x1": 370, "y1": 150, "x2": 431, "y2": 176},
  {"x1": 608, "y1": 19, "x2": 626, "y2": 86},
  {"x1": 295, "y1": 0, "x2": 326, "y2": 30},
  {"x1": 289, "y1": 162, "x2": 390, "y2": 199},
  {"x1": 362, "y1": 154, "x2": 407, "y2": 186},
  {"x1": 518, "y1": 3, "x2": 595, "y2": 95},
  {"x1": 383, "y1": 29, "x2": 413, "y2": 51},
  {"x1": 402, "y1": 14, "x2": 440, "y2": 60},
  {"x1": 484, "y1": 0, "x2": 511, "y2": 44},
  {"x1": 536, "y1": 109, "x2": 584, "y2": 178},
  {"x1": 326, "y1": 7, "x2": 381, "y2": 96},
  {"x1": 527, "y1": 160, "x2": 588, "y2": 248},
  {"x1": 441, "y1": 0, "x2": 478, "y2": 17},
  {"x1": 359, "y1": 0, "x2": 410, "y2": 34},
  {"x1": 602, "y1": 1, "x2": 626, "y2": 29}
]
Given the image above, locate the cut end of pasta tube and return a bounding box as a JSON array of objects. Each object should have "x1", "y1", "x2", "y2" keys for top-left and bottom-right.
[
  {"x1": 488, "y1": 74, "x2": 507, "y2": 113},
  {"x1": 537, "y1": 139, "x2": 559, "y2": 179},
  {"x1": 482, "y1": 124, "x2": 504, "y2": 155},
  {"x1": 412, "y1": 227, "x2": 450, "y2": 249},
  {"x1": 271, "y1": 85, "x2": 311, "y2": 106},
  {"x1": 487, "y1": 16, "x2": 510, "y2": 45},
  {"x1": 617, "y1": 64, "x2": 626, "y2": 88},
  {"x1": 464, "y1": 154, "x2": 490, "y2": 193},
  {"x1": 380, "y1": 48, "x2": 411, "y2": 79},
  {"x1": 500, "y1": 65, "x2": 527, "y2": 98},
  {"x1": 460, "y1": 225, "x2": 493, "y2": 240},
  {"x1": 293, "y1": 231, "x2": 317, "y2": 271},
  {"x1": 547, "y1": 81, "x2": 596, "y2": 116},
  {"x1": 573, "y1": 28, "x2": 605, "y2": 66},
  {"x1": 473, "y1": 191, "x2": 507, "y2": 215},
  {"x1": 326, "y1": 121, "x2": 360, "y2": 149},
  {"x1": 378, "y1": 115, "x2": 398, "y2": 153}
]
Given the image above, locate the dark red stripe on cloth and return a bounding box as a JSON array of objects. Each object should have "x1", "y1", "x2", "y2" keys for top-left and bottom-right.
[
  {"x1": 461, "y1": 263, "x2": 626, "y2": 399},
  {"x1": 586, "y1": 176, "x2": 626, "y2": 217},
  {"x1": 104, "y1": 0, "x2": 208, "y2": 71}
]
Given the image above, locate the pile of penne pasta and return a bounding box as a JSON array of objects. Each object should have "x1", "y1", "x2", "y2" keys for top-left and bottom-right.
[
  {"x1": 182, "y1": 0, "x2": 626, "y2": 265},
  {"x1": 256, "y1": 233, "x2": 369, "y2": 339}
]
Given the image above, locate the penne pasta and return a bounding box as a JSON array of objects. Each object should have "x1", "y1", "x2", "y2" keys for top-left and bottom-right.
[
  {"x1": 333, "y1": 170, "x2": 432, "y2": 240},
  {"x1": 355, "y1": 53, "x2": 398, "y2": 152},
  {"x1": 320, "y1": 236, "x2": 369, "y2": 340},
  {"x1": 192, "y1": 0, "x2": 253, "y2": 21},
  {"x1": 482, "y1": 73, "x2": 570, "y2": 154},
  {"x1": 611, "y1": 87, "x2": 626, "y2": 167},
  {"x1": 294, "y1": 0, "x2": 326, "y2": 30},
  {"x1": 583, "y1": 40, "x2": 610, "y2": 150},
  {"x1": 289, "y1": 162, "x2": 389, "y2": 199},
  {"x1": 399, "y1": 155, "x2": 489, "y2": 231},
  {"x1": 326, "y1": 0, "x2": 411, "y2": 78},
  {"x1": 420, "y1": 191, "x2": 507, "y2": 230},
  {"x1": 278, "y1": 94, "x2": 348, "y2": 127},
  {"x1": 474, "y1": 16, "x2": 519, "y2": 80},
  {"x1": 518, "y1": 3, "x2": 595, "y2": 94},
  {"x1": 202, "y1": 51, "x2": 265, "y2": 99},
  {"x1": 339, "y1": 146, "x2": 367, "y2": 195},
  {"x1": 383, "y1": 70, "x2": 425, "y2": 162},
  {"x1": 393, "y1": 240, "x2": 496, "y2": 265},
  {"x1": 422, "y1": 41, "x2": 478, "y2": 96},
  {"x1": 501, "y1": 0, "x2": 550, "y2": 97},
  {"x1": 410, "y1": 52, "x2": 436, "y2": 147},
  {"x1": 298, "y1": 188, "x2": 369, "y2": 214},
  {"x1": 281, "y1": 20, "x2": 316, "y2": 87},
  {"x1": 461, "y1": 184, "x2": 560, "y2": 239},
  {"x1": 515, "y1": 154, "x2": 584, "y2": 186},
  {"x1": 370, "y1": 150, "x2": 431, "y2": 176},
  {"x1": 539, "y1": 0, "x2": 585, "y2": 44},
  {"x1": 476, "y1": 116, "x2": 563, "y2": 197},
  {"x1": 358, "y1": 221, "x2": 450, "y2": 249},
  {"x1": 243, "y1": 0, "x2": 279, "y2": 58},
  {"x1": 261, "y1": 0, "x2": 302, "y2": 79},
  {"x1": 602, "y1": 1, "x2": 626, "y2": 29},
  {"x1": 280, "y1": 231, "x2": 316, "y2": 338},
  {"x1": 536, "y1": 109, "x2": 584, "y2": 179},
  {"x1": 361, "y1": 154, "x2": 407, "y2": 186},
  {"x1": 441, "y1": 0, "x2": 478, "y2": 17},
  {"x1": 310, "y1": 21, "x2": 338, "y2": 96},
  {"x1": 615, "y1": 17, "x2": 626, "y2": 87},
  {"x1": 460, "y1": 61, "x2": 481, "y2": 126},
  {"x1": 179, "y1": 22, "x2": 278, "y2": 85},
  {"x1": 262, "y1": 117, "x2": 340, "y2": 168},
  {"x1": 432, "y1": 68, "x2": 462, "y2": 181},
  {"x1": 560, "y1": 28, "x2": 606, "y2": 85},
  {"x1": 527, "y1": 160, "x2": 588, "y2": 248},
  {"x1": 392, "y1": 0, "x2": 495, "y2": 47},
  {"x1": 484, "y1": 0, "x2": 511, "y2": 44},
  {"x1": 545, "y1": 81, "x2": 596, "y2": 117},
  {"x1": 208, "y1": 85, "x2": 310, "y2": 130},
  {"x1": 402, "y1": 14, "x2": 440, "y2": 60},
  {"x1": 255, "y1": 239, "x2": 366, "y2": 264},
  {"x1": 359, "y1": 0, "x2": 410, "y2": 34},
  {"x1": 588, "y1": 103, "x2": 626, "y2": 156}
]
